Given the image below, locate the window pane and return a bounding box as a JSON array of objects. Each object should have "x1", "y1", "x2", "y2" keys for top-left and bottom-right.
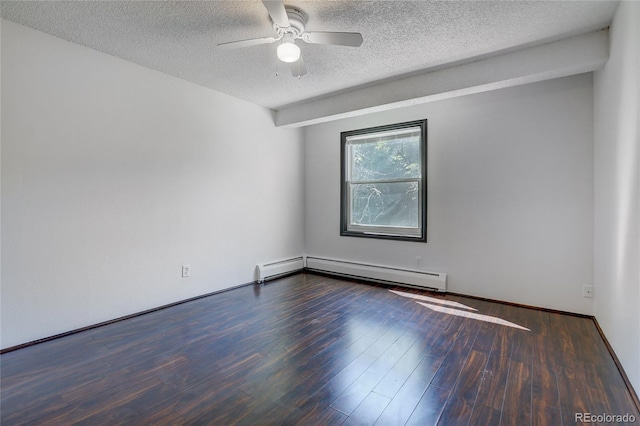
[
  {"x1": 341, "y1": 119, "x2": 426, "y2": 242},
  {"x1": 350, "y1": 135, "x2": 420, "y2": 181},
  {"x1": 351, "y1": 181, "x2": 419, "y2": 227}
]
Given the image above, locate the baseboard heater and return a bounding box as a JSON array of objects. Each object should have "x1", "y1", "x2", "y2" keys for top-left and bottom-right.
[
  {"x1": 256, "y1": 256, "x2": 305, "y2": 283},
  {"x1": 304, "y1": 256, "x2": 447, "y2": 292}
]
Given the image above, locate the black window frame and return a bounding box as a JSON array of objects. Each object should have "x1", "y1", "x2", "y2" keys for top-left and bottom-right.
[{"x1": 340, "y1": 119, "x2": 428, "y2": 242}]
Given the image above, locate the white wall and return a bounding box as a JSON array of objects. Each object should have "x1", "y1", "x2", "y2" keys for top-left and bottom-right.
[
  {"x1": 304, "y1": 74, "x2": 595, "y2": 315},
  {"x1": 0, "y1": 18, "x2": 3, "y2": 328},
  {"x1": 0, "y1": 20, "x2": 304, "y2": 349},
  {"x1": 594, "y1": 1, "x2": 640, "y2": 393}
]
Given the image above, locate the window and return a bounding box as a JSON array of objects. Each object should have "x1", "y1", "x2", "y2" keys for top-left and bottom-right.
[{"x1": 340, "y1": 119, "x2": 427, "y2": 242}]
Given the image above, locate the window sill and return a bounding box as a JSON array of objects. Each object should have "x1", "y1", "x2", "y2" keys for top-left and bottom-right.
[{"x1": 340, "y1": 230, "x2": 426, "y2": 243}]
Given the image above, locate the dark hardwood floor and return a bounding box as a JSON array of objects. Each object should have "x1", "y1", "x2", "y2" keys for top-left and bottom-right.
[{"x1": 1, "y1": 273, "x2": 638, "y2": 425}]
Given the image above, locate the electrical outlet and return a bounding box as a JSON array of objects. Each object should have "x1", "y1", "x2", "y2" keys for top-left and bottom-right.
[
  {"x1": 583, "y1": 285, "x2": 594, "y2": 298},
  {"x1": 182, "y1": 264, "x2": 191, "y2": 278}
]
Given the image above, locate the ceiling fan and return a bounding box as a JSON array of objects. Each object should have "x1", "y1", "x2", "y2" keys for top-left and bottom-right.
[{"x1": 217, "y1": 0, "x2": 363, "y2": 77}]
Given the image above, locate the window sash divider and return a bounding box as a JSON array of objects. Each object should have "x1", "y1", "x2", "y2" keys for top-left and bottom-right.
[{"x1": 348, "y1": 177, "x2": 421, "y2": 185}]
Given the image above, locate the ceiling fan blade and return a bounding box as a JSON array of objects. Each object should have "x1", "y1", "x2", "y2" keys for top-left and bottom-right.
[
  {"x1": 289, "y1": 54, "x2": 307, "y2": 77},
  {"x1": 217, "y1": 36, "x2": 278, "y2": 50},
  {"x1": 302, "y1": 32, "x2": 363, "y2": 47},
  {"x1": 262, "y1": 0, "x2": 290, "y2": 28}
]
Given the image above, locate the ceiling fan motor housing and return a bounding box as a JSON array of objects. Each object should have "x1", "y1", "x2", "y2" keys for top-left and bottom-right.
[{"x1": 273, "y1": 7, "x2": 307, "y2": 37}]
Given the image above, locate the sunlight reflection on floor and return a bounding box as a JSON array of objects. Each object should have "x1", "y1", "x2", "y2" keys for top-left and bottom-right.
[
  {"x1": 416, "y1": 301, "x2": 530, "y2": 331},
  {"x1": 388, "y1": 289, "x2": 478, "y2": 311},
  {"x1": 388, "y1": 289, "x2": 530, "y2": 331}
]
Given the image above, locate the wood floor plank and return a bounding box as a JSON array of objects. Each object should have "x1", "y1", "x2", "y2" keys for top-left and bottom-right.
[
  {"x1": 469, "y1": 404, "x2": 503, "y2": 426},
  {"x1": 531, "y1": 333, "x2": 563, "y2": 425},
  {"x1": 500, "y1": 360, "x2": 532, "y2": 426},
  {"x1": 372, "y1": 332, "x2": 437, "y2": 399},
  {"x1": 284, "y1": 399, "x2": 348, "y2": 426},
  {"x1": 50, "y1": 376, "x2": 163, "y2": 425},
  {"x1": 0, "y1": 393, "x2": 70, "y2": 425},
  {"x1": 429, "y1": 319, "x2": 480, "y2": 391},
  {"x1": 474, "y1": 327, "x2": 514, "y2": 412},
  {"x1": 343, "y1": 391, "x2": 391, "y2": 426},
  {"x1": 453, "y1": 349, "x2": 489, "y2": 406},
  {"x1": 180, "y1": 388, "x2": 253, "y2": 425},
  {"x1": 2, "y1": 273, "x2": 638, "y2": 425},
  {"x1": 275, "y1": 317, "x2": 401, "y2": 410},
  {"x1": 436, "y1": 395, "x2": 474, "y2": 426},
  {"x1": 404, "y1": 384, "x2": 450, "y2": 426},
  {"x1": 330, "y1": 329, "x2": 417, "y2": 415},
  {"x1": 374, "y1": 354, "x2": 443, "y2": 425},
  {"x1": 548, "y1": 312, "x2": 593, "y2": 425}
]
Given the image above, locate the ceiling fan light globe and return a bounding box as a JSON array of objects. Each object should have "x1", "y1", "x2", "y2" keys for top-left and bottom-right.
[{"x1": 277, "y1": 42, "x2": 301, "y2": 63}]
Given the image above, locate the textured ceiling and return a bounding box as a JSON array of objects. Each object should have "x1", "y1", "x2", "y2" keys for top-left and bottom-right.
[{"x1": 0, "y1": 1, "x2": 618, "y2": 110}]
